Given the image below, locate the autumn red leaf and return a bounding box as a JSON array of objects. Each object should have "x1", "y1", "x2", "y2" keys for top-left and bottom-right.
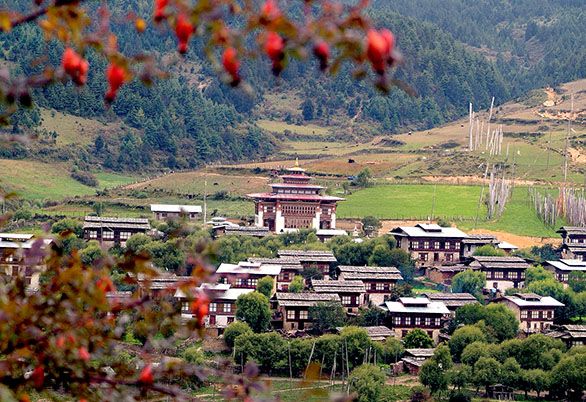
[
  {"x1": 153, "y1": 0, "x2": 168, "y2": 22},
  {"x1": 105, "y1": 63, "x2": 126, "y2": 103},
  {"x1": 261, "y1": 0, "x2": 282, "y2": 22},
  {"x1": 313, "y1": 41, "x2": 330, "y2": 71},
  {"x1": 96, "y1": 276, "x2": 114, "y2": 292},
  {"x1": 62, "y1": 48, "x2": 89, "y2": 86},
  {"x1": 191, "y1": 293, "x2": 210, "y2": 325},
  {"x1": 78, "y1": 347, "x2": 91, "y2": 362},
  {"x1": 222, "y1": 47, "x2": 241, "y2": 86},
  {"x1": 31, "y1": 366, "x2": 44, "y2": 389},
  {"x1": 138, "y1": 364, "x2": 154, "y2": 385},
  {"x1": 264, "y1": 32, "x2": 285, "y2": 75},
  {"x1": 175, "y1": 14, "x2": 194, "y2": 55}
]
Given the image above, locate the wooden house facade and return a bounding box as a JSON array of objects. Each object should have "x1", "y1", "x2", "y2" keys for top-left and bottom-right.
[
  {"x1": 248, "y1": 257, "x2": 304, "y2": 291},
  {"x1": 82, "y1": 216, "x2": 152, "y2": 246},
  {"x1": 420, "y1": 292, "x2": 478, "y2": 315},
  {"x1": 216, "y1": 261, "x2": 281, "y2": 293},
  {"x1": 273, "y1": 292, "x2": 341, "y2": 331},
  {"x1": 499, "y1": 293, "x2": 564, "y2": 333},
  {"x1": 383, "y1": 297, "x2": 449, "y2": 342},
  {"x1": 469, "y1": 256, "x2": 531, "y2": 294},
  {"x1": 544, "y1": 259, "x2": 586, "y2": 285},
  {"x1": 150, "y1": 204, "x2": 202, "y2": 221},
  {"x1": 337, "y1": 265, "x2": 403, "y2": 304},
  {"x1": 277, "y1": 249, "x2": 337, "y2": 278},
  {"x1": 0, "y1": 233, "x2": 53, "y2": 291},
  {"x1": 391, "y1": 223, "x2": 468, "y2": 266},
  {"x1": 311, "y1": 280, "x2": 366, "y2": 313},
  {"x1": 557, "y1": 226, "x2": 586, "y2": 261}
]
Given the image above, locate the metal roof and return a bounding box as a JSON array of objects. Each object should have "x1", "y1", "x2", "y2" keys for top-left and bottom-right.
[
  {"x1": 384, "y1": 298, "x2": 450, "y2": 314},
  {"x1": 83, "y1": 216, "x2": 151, "y2": 230},
  {"x1": 390, "y1": 225, "x2": 468, "y2": 239},
  {"x1": 150, "y1": 204, "x2": 202, "y2": 213},
  {"x1": 557, "y1": 226, "x2": 586, "y2": 235},
  {"x1": 546, "y1": 259, "x2": 586, "y2": 271},
  {"x1": 216, "y1": 261, "x2": 282, "y2": 276},
  {"x1": 422, "y1": 292, "x2": 478, "y2": 307},
  {"x1": 278, "y1": 249, "x2": 337, "y2": 262},
  {"x1": 224, "y1": 226, "x2": 271, "y2": 237},
  {"x1": 247, "y1": 192, "x2": 344, "y2": 201},
  {"x1": 338, "y1": 265, "x2": 403, "y2": 281},
  {"x1": 503, "y1": 294, "x2": 564, "y2": 308},
  {"x1": 0, "y1": 233, "x2": 34, "y2": 241}
]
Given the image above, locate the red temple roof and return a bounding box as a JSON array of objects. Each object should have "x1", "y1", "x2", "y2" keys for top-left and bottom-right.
[{"x1": 247, "y1": 192, "x2": 344, "y2": 201}]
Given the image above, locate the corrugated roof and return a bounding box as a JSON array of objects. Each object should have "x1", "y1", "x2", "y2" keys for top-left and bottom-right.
[
  {"x1": 249, "y1": 257, "x2": 303, "y2": 271},
  {"x1": 384, "y1": 298, "x2": 450, "y2": 314},
  {"x1": 0, "y1": 233, "x2": 34, "y2": 241},
  {"x1": 83, "y1": 216, "x2": 151, "y2": 230},
  {"x1": 224, "y1": 226, "x2": 271, "y2": 237},
  {"x1": 503, "y1": 295, "x2": 564, "y2": 308},
  {"x1": 150, "y1": 204, "x2": 202, "y2": 213},
  {"x1": 278, "y1": 250, "x2": 337, "y2": 262},
  {"x1": 216, "y1": 261, "x2": 281, "y2": 276},
  {"x1": 390, "y1": 225, "x2": 468, "y2": 239},
  {"x1": 405, "y1": 348, "x2": 436, "y2": 357},
  {"x1": 423, "y1": 292, "x2": 478, "y2": 307},
  {"x1": 546, "y1": 259, "x2": 586, "y2": 272}
]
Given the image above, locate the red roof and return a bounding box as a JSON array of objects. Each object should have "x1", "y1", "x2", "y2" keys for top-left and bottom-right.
[
  {"x1": 270, "y1": 183, "x2": 324, "y2": 189},
  {"x1": 247, "y1": 192, "x2": 344, "y2": 201}
]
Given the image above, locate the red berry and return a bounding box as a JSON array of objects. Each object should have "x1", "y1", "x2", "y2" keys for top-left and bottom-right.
[
  {"x1": 105, "y1": 63, "x2": 126, "y2": 103},
  {"x1": 366, "y1": 28, "x2": 395, "y2": 75},
  {"x1": 97, "y1": 276, "x2": 114, "y2": 292},
  {"x1": 62, "y1": 48, "x2": 89, "y2": 86},
  {"x1": 138, "y1": 364, "x2": 154, "y2": 385},
  {"x1": 264, "y1": 32, "x2": 285, "y2": 75},
  {"x1": 222, "y1": 47, "x2": 241, "y2": 86},
  {"x1": 175, "y1": 14, "x2": 194, "y2": 55},
  {"x1": 153, "y1": 0, "x2": 168, "y2": 22},
  {"x1": 31, "y1": 366, "x2": 44, "y2": 389},
  {"x1": 261, "y1": 0, "x2": 281, "y2": 21},
  {"x1": 78, "y1": 347, "x2": 90, "y2": 362},
  {"x1": 55, "y1": 336, "x2": 65, "y2": 349},
  {"x1": 313, "y1": 41, "x2": 330, "y2": 71}
]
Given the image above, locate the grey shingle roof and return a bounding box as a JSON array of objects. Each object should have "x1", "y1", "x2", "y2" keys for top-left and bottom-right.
[
  {"x1": 278, "y1": 249, "x2": 337, "y2": 262},
  {"x1": 312, "y1": 279, "x2": 366, "y2": 293},
  {"x1": 338, "y1": 265, "x2": 403, "y2": 281},
  {"x1": 276, "y1": 292, "x2": 340, "y2": 307},
  {"x1": 83, "y1": 216, "x2": 151, "y2": 230}
]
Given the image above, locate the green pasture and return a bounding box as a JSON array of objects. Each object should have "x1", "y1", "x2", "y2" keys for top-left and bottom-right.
[{"x1": 337, "y1": 183, "x2": 563, "y2": 237}]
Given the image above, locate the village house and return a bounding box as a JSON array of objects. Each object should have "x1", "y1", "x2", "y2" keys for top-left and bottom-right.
[
  {"x1": 137, "y1": 272, "x2": 187, "y2": 298},
  {"x1": 460, "y1": 234, "x2": 519, "y2": 258},
  {"x1": 425, "y1": 264, "x2": 478, "y2": 286},
  {"x1": 216, "y1": 261, "x2": 281, "y2": 292},
  {"x1": 544, "y1": 259, "x2": 586, "y2": 285},
  {"x1": 150, "y1": 204, "x2": 202, "y2": 221},
  {"x1": 498, "y1": 293, "x2": 564, "y2": 333},
  {"x1": 390, "y1": 223, "x2": 468, "y2": 266},
  {"x1": 247, "y1": 160, "x2": 344, "y2": 233},
  {"x1": 315, "y1": 229, "x2": 348, "y2": 242},
  {"x1": 273, "y1": 292, "x2": 341, "y2": 331},
  {"x1": 277, "y1": 249, "x2": 337, "y2": 278},
  {"x1": 469, "y1": 256, "x2": 531, "y2": 294},
  {"x1": 177, "y1": 283, "x2": 253, "y2": 334},
  {"x1": 420, "y1": 292, "x2": 479, "y2": 315},
  {"x1": 337, "y1": 265, "x2": 403, "y2": 304},
  {"x1": 219, "y1": 226, "x2": 271, "y2": 238},
  {"x1": 248, "y1": 257, "x2": 304, "y2": 291},
  {"x1": 557, "y1": 226, "x2": 586, "y2": 261},
  {"x1": 311, "y1": 280, "x2": 366, "y2": 313},
  {"x1": 545, "y1": 325, "x2": 586, "y2": 348},
  {"x1": 401, "y1": 348, "x2": 436, "y2": 375},
  {"x1": 0, "y1": 233, "x2": 53, "y2": 291},
  {"x1": 82, "y1": 216, "x2": 152, "y2": 246},
  {"x1": 383, "y1": 297, "x2": 450, "y2": 343}
]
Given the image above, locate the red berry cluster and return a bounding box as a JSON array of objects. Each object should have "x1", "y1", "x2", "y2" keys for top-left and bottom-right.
[
  {"x1": 366, "y1": 28, "x2": 396, "y2": 75},
  {"x1": 61, "y1": 48, "x2": 89, "y2": 86}
]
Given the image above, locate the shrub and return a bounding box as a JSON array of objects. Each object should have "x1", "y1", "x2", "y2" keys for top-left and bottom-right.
[
  {"x1": 223, "y1": 321, "x2": 253, "y2": 348},
  {"x1": 71, "y1": 169, "x2": 99, "y2": 187},
  {"x1": 349, "y1": 364, "x2": 385, "y2": 402}
]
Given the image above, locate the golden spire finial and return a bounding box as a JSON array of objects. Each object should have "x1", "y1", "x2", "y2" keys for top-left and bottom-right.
[{"x1": 294, "y1": 157, "x2": 299, "y2": 167}]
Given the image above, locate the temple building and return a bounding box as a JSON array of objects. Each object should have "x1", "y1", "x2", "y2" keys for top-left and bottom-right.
[{"x1": 247, "y1": 161, "x2": 344, "y2": 233}]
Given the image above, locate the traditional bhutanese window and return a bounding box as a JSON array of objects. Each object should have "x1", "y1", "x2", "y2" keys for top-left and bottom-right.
[
  {"x1": 299, "y1": 310, "x2": 308, "y2": 319},
  {"x1": 103, "y1": 230, "x2": 114, "y2": 240},
  {"x1": 287, "y1": 310, "x2": 295, "y2": 320},
  {"x1": 415, "y1": 317, "x2": 421, "y2": 325},
  {"x1": 182, "y1": 302, "x2": 189, "y2": 312},
  {"x1": 434, "y1": 241, "x2": 440, "y2": 250},
  {"x1": 341, "y1": 296, "x2": 351, "y2": 305},
  {"x1": 209, "y1": 303, "x2": 217, "y2": 312},
  {"x1": 376, "y1": 283, "x2": 384, "y2": 290},
  {"x1": 393, "y1": 316, "x2": 401, "y2": 325},
  {"x1": 425, "y1": 317, "x2": 431, "y2": 326},
  {"x1": 223, "y1": 303, "x2": 231, "y2": 313},
  {"x1": 89, "y1": 230, "x2": 98, "y2": 239},
  {"x1": 405, "y1": 317, "x2": 411, "y2": 325},
  {"x1": 521, "y1": 310, "x2": 528, "y2": 319},
  {"x1": 120, "y1": 231, "x2": 132, "y2": 240}
]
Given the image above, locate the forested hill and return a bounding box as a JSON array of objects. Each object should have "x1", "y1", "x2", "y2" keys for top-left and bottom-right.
[{"x1": 0, "y1": 0, "x2": 583, "y2": 173}]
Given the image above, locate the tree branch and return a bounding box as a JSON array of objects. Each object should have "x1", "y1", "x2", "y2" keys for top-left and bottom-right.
[{"x1": 7, "y1": 0, "x2": 88, "y2": 30}]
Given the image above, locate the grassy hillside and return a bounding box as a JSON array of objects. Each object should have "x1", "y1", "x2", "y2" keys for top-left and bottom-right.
[{"x1": 0, "y1": 159, "x2": 136, "y2": 200}]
